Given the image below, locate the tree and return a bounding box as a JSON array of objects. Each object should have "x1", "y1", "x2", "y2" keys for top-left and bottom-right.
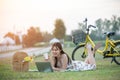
[
  {"x1": 4, "y1": 32, "x2": 20, "y2": 45},
  {"x1": 103, "y1": 19, "x2": 111, "y2": 31},
  {"x1": 94, "y1": 18, "x2": 104, "y2": 40},
  {"x1": 65, "y1": 35, "x2": 72, "y2": 41},
  {"x1": 23, "y1": 27, "x2": 43, "y2": 47},
  {"x1": 53, "y1": 19, "x2": 66, "y2": 39},
  {"x1": 111, "y1": 15, "x2": 119, "y2": 32},
  {"x1": 117, "y1": 16, "x2": 120, "y2": 31},
  {"x1": 42, "y1": 32, "x2": 53, "y2": 42}
]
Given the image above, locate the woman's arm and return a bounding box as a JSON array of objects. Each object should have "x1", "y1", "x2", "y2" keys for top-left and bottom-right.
[
  {"x1": 50, "y1": 56, "x2": 61, "y2": 71},
  {"x1": 50, "y1": 54, "x2": 68, "y2": 71},
  {"x1": 61, "y1": 54, "x2": 68, "y2": 69}
]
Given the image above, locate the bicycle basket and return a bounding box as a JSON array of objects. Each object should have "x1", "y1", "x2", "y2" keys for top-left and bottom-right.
[{"x1": 72, "y1": 30, "x2": 86, "y2": 45}]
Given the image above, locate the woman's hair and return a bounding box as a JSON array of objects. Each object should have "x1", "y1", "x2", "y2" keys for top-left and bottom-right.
[{"x1": 51, "y1": 42, "x2": 72, "y2": 67}]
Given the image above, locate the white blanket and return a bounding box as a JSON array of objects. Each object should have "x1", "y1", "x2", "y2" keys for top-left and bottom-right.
[{"x1": 66, "y1": 61, "x2": 96, "y2": 71}]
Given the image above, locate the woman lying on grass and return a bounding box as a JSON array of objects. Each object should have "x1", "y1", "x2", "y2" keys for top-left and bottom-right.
[
  {"x1": 50, "y1": 42, "x2": 72, "y2": 71},
  {"x1": 50, "y1": 42, "x2": 101, "y2": 72}
]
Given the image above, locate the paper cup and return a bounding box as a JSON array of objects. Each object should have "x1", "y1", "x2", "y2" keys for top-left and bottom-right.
[{"x1": 43, "y1": 53, "x2": 48, "y2": 60}]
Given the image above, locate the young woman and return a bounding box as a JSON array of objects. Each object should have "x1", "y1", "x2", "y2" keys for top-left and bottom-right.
[
  {"x1": 50, "y1": 42, "x2": 101, "y2": 71},
  {"x1": 50, "y1": 42, "x2": 72, "y2": 71}
]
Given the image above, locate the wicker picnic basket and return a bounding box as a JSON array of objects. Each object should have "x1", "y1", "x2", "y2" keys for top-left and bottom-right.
[
  {"x1": 72, "y1": 30, "x2": 86, "y2": 45},
  {"x1": 12, "y1": 52, "x2": 29, "y2": 72}
]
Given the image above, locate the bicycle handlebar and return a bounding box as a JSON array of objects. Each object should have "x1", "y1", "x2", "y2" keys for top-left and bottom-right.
[
  {"x1": 83, "y1": 18, "x2": 96, "y2": 34},
  {"x1": 86, "y1": 25, "x2": 96, "y2": 34},
  {"x1": 88, "y1": 25, "x2": 96, "y2": 29}
]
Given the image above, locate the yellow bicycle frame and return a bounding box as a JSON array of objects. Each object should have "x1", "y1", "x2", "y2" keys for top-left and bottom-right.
[{"x1": 79, "y1": 34, "x2": 120, "y2": 56}]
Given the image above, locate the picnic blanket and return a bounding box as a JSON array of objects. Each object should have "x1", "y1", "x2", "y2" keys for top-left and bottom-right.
[{"x1": 66, "y1": 61, "x2": 96, "y2": 72}]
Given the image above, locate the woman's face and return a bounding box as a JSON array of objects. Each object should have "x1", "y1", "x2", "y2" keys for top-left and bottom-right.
[{"x1": 51, "y1": 46, "x2": 61, "y2": 57}]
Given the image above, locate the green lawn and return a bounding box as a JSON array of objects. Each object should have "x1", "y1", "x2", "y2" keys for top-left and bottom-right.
[{"x1": 0, "y1": 47, "x2": 120, "y2": 80}]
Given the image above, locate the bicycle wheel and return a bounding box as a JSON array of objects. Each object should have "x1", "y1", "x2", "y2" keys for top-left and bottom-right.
[
  {"x1": 113, "y1": 42, "x2": 120, "y2": 65},
  {"x1": 72, "y1": 44, "x2": 86, "y2": 61}
]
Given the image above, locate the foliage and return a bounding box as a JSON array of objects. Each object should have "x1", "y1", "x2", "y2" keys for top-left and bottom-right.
[
  {"x1": 4, "y1": 32, "x2": 20, "y2": 45},
  {"x1": 53, "y1": 19, "x2": 66, "y2": 39},
  {"x1": 75, "y1": 15, "x2": 120, "y2": 41},
  {"x1": 22, "y1": 27, "x2": 43, "y2": 47},
  {"x1": 95, "y1": 15, "x2": 120, "y2": 40},
  {"x1": 64, "y1": 35, "x2": 72, "y2": 41},
  {"x1": 42, "y1": 32, "x2": 54, "y2": 42}
]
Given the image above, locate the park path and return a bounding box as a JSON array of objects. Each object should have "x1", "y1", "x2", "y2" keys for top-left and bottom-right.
[{"x1": 0, "y1": 47, "x2": 51, "y2": 59}]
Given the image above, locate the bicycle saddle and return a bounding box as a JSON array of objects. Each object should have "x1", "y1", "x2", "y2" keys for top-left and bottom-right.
[{"x1": 104, "y1": 32, "x2": 115, "y2": 37}]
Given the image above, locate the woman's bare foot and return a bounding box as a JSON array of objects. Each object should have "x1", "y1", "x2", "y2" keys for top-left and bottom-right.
[{"x1": 93, "y1": 43, "x2": 102, "y2": 52}]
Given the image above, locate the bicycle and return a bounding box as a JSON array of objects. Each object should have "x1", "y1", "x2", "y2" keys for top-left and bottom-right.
[{"x1": 72, "y1": 18, "x2": 120, "y2": 65}]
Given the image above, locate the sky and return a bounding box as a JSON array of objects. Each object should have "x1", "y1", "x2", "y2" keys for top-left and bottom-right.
[{"x1": 0, "y1": 0, "x2": 120, "y2": 39}]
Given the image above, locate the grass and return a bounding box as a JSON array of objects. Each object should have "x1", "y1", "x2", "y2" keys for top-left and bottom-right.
[{"x1": 0, "y1": 47, "x2": 120, "y2": 80}]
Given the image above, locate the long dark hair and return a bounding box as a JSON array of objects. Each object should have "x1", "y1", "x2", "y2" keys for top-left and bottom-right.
[{"x1": 51, "y1": 42, "x2": 72, "y2": 67}]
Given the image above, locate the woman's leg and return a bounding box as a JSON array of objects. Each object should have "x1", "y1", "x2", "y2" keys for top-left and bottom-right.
[
  {"x1": 84, "y1": 44, "x2": 94, "y2": 64},
  {"x1": 84, "y1": 43, "x2": 101, "y2": 64}
]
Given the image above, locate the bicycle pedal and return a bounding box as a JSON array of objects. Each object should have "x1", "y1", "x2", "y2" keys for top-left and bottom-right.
[
  {"x1": 111, "y1": 58, "x2": 114, "y2": 63},
  {"x1": 103, "y1": 51, "x2": 110, "y2": 56}
]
